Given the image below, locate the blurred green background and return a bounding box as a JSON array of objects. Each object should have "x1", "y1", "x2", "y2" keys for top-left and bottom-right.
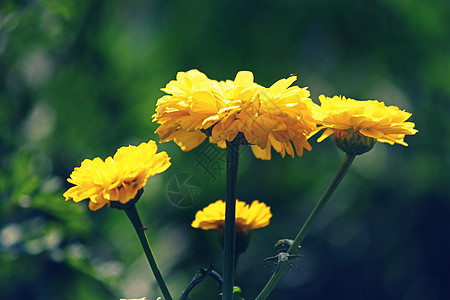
[{"x1": 1, "y1": 0, "x2": 449, "y2": 299}]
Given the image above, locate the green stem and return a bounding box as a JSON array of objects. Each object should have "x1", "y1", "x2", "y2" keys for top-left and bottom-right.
[
  {"x1": 125, "y1": 205, "x2": 173, "y2": 300},
  {"x1": 223, "y1": 140, "x2": 240, "y2": 300},
  {"x1": 255, "y1": 154, "x2": 356, "y2": 300}
]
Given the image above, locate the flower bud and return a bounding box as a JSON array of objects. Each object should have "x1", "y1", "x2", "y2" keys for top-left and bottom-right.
[
  {"x1": 334, "y1": 128, "x2": 376, "y2": 155},
  {"x1": 109, "y1": 188, "x2": 144, "y2": 210},
  {"x1": 219, "y1": 229, "x2": 250, "y2": 255}
]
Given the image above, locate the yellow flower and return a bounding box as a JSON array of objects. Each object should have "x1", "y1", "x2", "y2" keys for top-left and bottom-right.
[
  {"x1": 153, "y1": 70, "x2": 318, "y2": 160},
  {"x1": 312, "y1": 95, "x2": 418, "y2": 148},
  {"x1": 63, "y1": 141, "x2": 171, "y2": 211},
  {"x1": 244, "y1": 76, "x2": 318, "y2": 160},
  {"x1": 191, "y1": 199, "x2": 272, "y2": 233}
]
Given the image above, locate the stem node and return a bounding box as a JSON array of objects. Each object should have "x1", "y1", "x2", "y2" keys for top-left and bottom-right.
[{"x1": 255, "y1": 154, "x2": 356, "y2": 300}]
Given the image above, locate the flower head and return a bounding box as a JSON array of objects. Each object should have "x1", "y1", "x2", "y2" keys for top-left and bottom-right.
[
  {"x1": 191, "y1": 199, "x2": 272, "y2": 233},
  {"x1": 64, "y1": 141, "x2": 171, "y2": 211},
  {"x1": 153, "y1": 70, "x2": 317, "y2": 160},
  {"x1": 244, "y1": 75, "x2": 318, "y2": 159},
  {"x1": 312, "y1": 95, "x2": 418, "y2": 153}
]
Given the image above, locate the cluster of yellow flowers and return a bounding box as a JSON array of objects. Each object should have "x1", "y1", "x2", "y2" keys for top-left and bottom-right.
[
  {"x1": 64, "y1": 69, "x2": 418, "y2": 234},
  {"x1": 153, "y1": 70, "x2": 317, "y2": 160},
  {"x1": 153, "y1": 70, "x2": 418, "y2": 160}
]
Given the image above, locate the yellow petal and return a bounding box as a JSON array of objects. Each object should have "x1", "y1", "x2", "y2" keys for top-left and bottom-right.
[
  {"x1": 234, "y1": 71, "x2": 254, "y2": 87},
  {"x1": 190, "y1": 91, "x2": 219, "y2": 114},
  {"x1": 317, "y1": 128, "x2": 335, "y2": 143},
  {"x1": 251, "y1": 144, "x2": 272, "y2": 160}
]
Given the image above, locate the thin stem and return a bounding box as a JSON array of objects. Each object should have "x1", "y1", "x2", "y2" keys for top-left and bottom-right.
[
  {"x1": 255, "y1": 154, "x2": 356, "y2": 300},
  {"x1": 235, "y1": 253, "x2": 241, "y2": 271},
  {"x1": 125, "y1": 205, "x2": 173, "y2": 300},
  {"x1": 223, "y1": 140, "x2": 240, "y2": 300}
]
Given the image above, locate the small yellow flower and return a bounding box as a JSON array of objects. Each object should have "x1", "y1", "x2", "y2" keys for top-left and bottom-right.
[
  {"x1": 191, "y1": 199, "x2": 272, "y2": 233},
  {"x1": 312, "y1": 95, "x2": 418, "y2": 151},
  {"x1": 153, "y1": 70, "x2": 317, "y2": 160},
  {"x1": 63, "y1": 141, "x2": 171, "y2": 211}
]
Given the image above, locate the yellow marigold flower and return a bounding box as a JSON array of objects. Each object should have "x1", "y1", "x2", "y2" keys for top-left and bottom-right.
[
  {"x1": 153, "y1": 70, "x2": 318, "y2": 160},
  {"x1": 63, "y1": 141, "x2": 171, "y2": 211},
  {"x1": 191, "y1": 199, "x2": 272, "y2": 233},
  {"x1": 312, "y1": 95, "x2": 418, "y2": 151},
  {"x1": 244, "y1": 76, "x2": 318, "y2": 160}
]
